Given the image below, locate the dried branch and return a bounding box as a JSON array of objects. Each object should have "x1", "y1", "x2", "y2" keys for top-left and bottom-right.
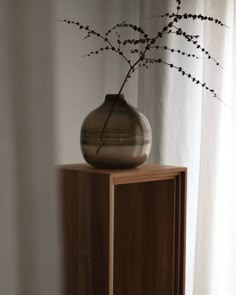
[
  {"x1": 57, "y1": 4, "x2": 226, "y2": 101},
  {"x1": 150, "y1": 45, "x2": 201, "y2": 60},
  {"x1": 152, "y1": 13, "x2": 228, "y2": 28},
  {"x1": 174, "y1": 26, "x2": 223, "y2": 68},
  {"x1": 144, "y1": 58, "x2": 227, "y2": 105},
  {"x1": 176, "y1": 0, "x2": 181, "y2": 15}
]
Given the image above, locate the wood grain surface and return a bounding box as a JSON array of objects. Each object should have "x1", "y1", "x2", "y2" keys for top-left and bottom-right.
[
  {"x1": 113, "y1": 180, "x2": 175, "y2": 295},
  {"x1": 60, "y1": 169, "x2": 110, "y2": 295},
  {"x1": 59, "y1": 164, "x2": 187, "y2": 295}
]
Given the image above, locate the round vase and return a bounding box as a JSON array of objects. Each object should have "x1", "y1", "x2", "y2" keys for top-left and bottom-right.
[{"x1": 80, "y1": 94, "x2": 152, "y2": 169}]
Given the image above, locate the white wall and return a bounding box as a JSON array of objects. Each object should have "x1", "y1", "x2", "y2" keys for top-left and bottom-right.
[{"x1": 55, "y1": 0, "x2": 140, "y2": 164}]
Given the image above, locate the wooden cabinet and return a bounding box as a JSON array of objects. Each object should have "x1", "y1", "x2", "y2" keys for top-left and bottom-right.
[{"x1": 59, "y1": 164, "x2": 187, "y2": 295}]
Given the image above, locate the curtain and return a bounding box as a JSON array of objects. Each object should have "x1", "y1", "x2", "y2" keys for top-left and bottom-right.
[
  {"x1": 0, "y1": 1, "x2": 62, "y2": 295},
  {"x1": 193, "y1": 1, "x2": 234, "y2": 293},
  {"x1": 137, "y1": 0, "x2": 235, "y2": 294},
  {"x1": 56, "y1": 0, "x2": 235, "y2": 294}
]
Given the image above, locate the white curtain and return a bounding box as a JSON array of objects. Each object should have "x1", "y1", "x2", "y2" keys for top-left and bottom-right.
[
  {"x1": 137, "y1": 0, "x2": 235, "y2": 294},
  {"x1": 0, "y1": 1, "x2": 62, "y2": 295},
  {"x1": 55, "y1": 0, "x2": 235, "y2": 294}
]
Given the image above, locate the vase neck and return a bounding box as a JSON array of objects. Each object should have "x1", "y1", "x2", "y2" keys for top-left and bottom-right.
[{"x1": 105, "y1": 94, "x2": 125, "y2": 103}]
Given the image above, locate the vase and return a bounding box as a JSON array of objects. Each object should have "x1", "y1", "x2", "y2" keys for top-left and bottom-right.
[{"x1": 80, "y1": 94, "x2": 152, "y2": 169}]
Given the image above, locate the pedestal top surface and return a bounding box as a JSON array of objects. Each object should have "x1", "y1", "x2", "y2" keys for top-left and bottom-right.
[{"x1": 58, "y1": 163, "x2": 187, "y2": 184}]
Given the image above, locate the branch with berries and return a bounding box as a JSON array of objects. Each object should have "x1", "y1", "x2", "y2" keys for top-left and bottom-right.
[{"x1": 57, "y1": 0, "x2": 227, "y2": 102}]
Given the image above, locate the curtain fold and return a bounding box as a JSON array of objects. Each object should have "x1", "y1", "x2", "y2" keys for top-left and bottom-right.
[
  {"x1": 0, "y1": 1, "x2": 62, "y2": 295},
  {"x1": 193, "y1": 0, "x2": 234, "y2": 294}
]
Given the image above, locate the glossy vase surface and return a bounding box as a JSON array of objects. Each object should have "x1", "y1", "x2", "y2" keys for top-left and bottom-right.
[{"x1": 80, "y1": 94, "x2": 152, "y2": 169}]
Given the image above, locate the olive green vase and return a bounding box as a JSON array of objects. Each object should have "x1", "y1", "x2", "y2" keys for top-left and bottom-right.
[{"x1": 80, "y1": 94, "x2": 152, "y2": 169}]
